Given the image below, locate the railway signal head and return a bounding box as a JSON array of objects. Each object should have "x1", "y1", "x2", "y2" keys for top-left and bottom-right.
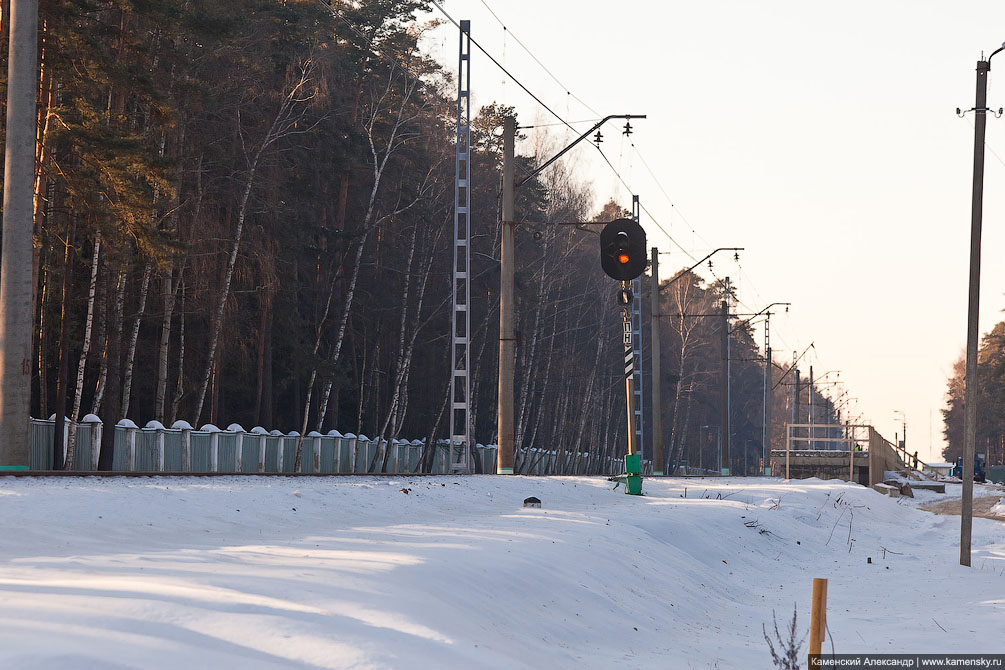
[{"x1": 600, "y1": 218, "x2": 647, "y2": 281}]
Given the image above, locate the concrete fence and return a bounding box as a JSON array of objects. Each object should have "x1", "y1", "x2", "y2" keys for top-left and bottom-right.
[{"x1": 29, "y1": 417, "x2": 631, "y2": 475}]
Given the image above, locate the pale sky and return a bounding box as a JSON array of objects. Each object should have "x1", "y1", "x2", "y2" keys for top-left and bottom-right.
[{"x1": 421, "y1": 0, "x2": 1005, "y2": 463}]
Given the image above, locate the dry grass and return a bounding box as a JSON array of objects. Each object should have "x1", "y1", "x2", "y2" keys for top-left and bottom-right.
[{"x1": 919, "y1": 495, "x2": 1005, "y2": 520}]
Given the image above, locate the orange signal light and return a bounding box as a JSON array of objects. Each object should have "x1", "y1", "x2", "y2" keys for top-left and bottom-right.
[{"x1": 618, "y1": 254, "x2": 630, "y2": 264}]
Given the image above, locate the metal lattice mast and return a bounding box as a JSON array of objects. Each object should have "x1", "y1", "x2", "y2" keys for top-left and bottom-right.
[
  {"x1": 762, "y1": 314, "x2": 771, "y2": 475},
  {"x1": 449, "y1": 20, "x2": 472, "y2": 473},
  {"x1": 631, "y1": 196, "x2": 644, "y2": 460}
]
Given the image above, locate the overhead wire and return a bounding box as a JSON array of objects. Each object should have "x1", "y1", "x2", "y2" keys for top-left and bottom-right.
[
  {"x1": 430, "y1": 0, "x2": 717, "y2": 270},
  {"x1": 432, "y1": 0, "x2": 777, "y2": 352},
  {"x1": 629, "y1": 142, "x2": 716, "y2": 251},
  {"x1": 476, "y1": 0, "x2": 601, "y2": 118},
  {"x1": 429, "y1": 0, "x2": 576, "y2": 135}
]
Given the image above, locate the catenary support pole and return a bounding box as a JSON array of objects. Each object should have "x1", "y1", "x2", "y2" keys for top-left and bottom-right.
[
  {"x1": 0, "y1": 0, "x2": 40, "y2": 468},
  {"x1": 631, "y1": 197, "x2": 643, "y2": 460},
  {"x1": 650, "y1": 247, "x2": 663, "y2": 474},
  {"x1": 808, "y1": 365, "x2": 814, "y2": 450},
  {"x1": 497, "y1": 117, "x2": 516, "y2": 474},
  {"x1": 763, "y1": 314, "x2": 771, "y2": 475},
  {"x1": 720, "y1": 291, "x2": 730, "y2": 475},
  {"x1": 794, "y1": 367, "x2": 801, "y2": 451},
  {"x1": 448, "y1": 19, "x2": 472, "y2": 474},
  {"x1": 962, "y1": 55, "x2": 994, "y2": 566}
]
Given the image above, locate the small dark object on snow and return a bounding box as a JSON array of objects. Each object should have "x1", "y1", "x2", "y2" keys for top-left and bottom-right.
[
  {"x1": 523, "y1": 496, "x2": 542, "y2": 508},
  {"x1": 867, "y1": 557, "x2": 872, "y2": 564},
  {"x1": 400, "y1": 488, "x2": 411, "y2": 494}
]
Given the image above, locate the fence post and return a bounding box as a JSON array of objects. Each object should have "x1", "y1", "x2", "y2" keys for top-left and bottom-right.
[
  {"x1": 157, "y1": 427, "x2": 165, "y2": 471},
  {"x1": 350, "y1": 433, "x2": 359, "y2": 472},
  {"x1": 82, "y1": 414, "x2": 102, "y2": 471},
  {"x1": 181, "y1": 427, "x2": 191, "y2": 472},
  {"x1": 329, "y1": 430, "x2": 343, "y2": 473},
  {"x1": 309, "y1": 431, "x2": 322, "y2": 473},
  {"x1": 144, "y1": 421, "x2": 166, "y2": 472},
  {"x1": 249, "y1": 427, "x2": 267, "y2": 472},
  {"x1": 202, "y1": 424, "x2": 220, "y2": 472},
  {"x1": 61, "y1": 417, "x2": 69, "y2": 466},
  {"x1": 118, "y1": 419, "x2": 139, "y2": 472},
  {"x1": 227, "y1": 424, "x2": 245, "y2": 472},
  {"x1": 809, "y1": 578, "x2": 828, "y2": 661},
  {"x1": 261, "y1": 431, "x2": 270, "y2": 472}
]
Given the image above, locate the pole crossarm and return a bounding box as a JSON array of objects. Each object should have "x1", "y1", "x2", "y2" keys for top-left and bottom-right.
[
  {"x1": 516, "y1": 114, "x2": 646, "y2": 189},
  {"x1": 730, "y1": 302, "x2": 790, "y2": 334},
  {"x1": 657, "y1": 248, "x2": 744, "y2": 294}
]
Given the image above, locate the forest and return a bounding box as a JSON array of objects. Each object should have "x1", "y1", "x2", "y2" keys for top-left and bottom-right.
[
  {"x1": 1, "y1": 0, "x2": 838, "y2": 472},
  {"x1": 942, "y1": 319, "x2": 1005, "y2": 466}
]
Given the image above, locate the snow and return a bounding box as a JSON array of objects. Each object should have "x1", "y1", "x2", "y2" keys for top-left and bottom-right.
[
  {"x1": 0, "y1": 475, "x2": 1002, "y2": 669},
  {"x1": 899, "y1": 480, "x2": 1005, "y2": 508}
]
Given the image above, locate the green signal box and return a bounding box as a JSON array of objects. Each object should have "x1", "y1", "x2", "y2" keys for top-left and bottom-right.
[{"x1": 621, "y1": 453, "x2": 642, "y2": 495}]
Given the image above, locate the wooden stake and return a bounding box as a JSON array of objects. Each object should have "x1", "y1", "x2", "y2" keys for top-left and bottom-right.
[{"x1": 809, "y1": 577, "x2": 828, "y2": 659}]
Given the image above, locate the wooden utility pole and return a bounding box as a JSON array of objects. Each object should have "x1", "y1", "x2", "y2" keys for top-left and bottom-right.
[
  {"x1": 497, "y1": 117, "x2": 515, "y2": 473},
  {"x1": 961, "y1": 50, "x2": 1001, "y2": 565},
  {"x1": 0, "y1": 0, "x2": 40, "y2": 468},
  {"x1": 650, "y1": 247, "x2": 663, "y2": 474}
]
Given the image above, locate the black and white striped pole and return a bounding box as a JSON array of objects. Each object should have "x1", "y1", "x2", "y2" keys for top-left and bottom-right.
[{"x1": 620, "y1": 288, "x2": 636, "y2": 456}]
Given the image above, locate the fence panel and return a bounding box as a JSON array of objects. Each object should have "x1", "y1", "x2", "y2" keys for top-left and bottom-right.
[
  {"x1": 30, "y1": 420, "x2": 53, "y2": 470},
  {"x1": 26, "y1": 419, "x2": 613, "y2": 476}
]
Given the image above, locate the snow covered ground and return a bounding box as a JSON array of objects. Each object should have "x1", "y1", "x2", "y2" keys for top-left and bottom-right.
[{"x1": 0, "y1": 475, "x2": 1002, "y2": 669}]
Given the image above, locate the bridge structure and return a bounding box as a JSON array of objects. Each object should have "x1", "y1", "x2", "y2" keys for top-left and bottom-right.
[{"x1": 770, "y1": 423, "x2": 927, "y2": 487}]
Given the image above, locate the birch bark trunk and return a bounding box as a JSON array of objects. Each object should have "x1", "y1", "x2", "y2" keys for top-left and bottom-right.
[
  {"x1": 120, "y1": 263, "x2": 152, "y2": 418},
  {"x1": 64, "y1": 234, "x2": 100, "y2": 468}
]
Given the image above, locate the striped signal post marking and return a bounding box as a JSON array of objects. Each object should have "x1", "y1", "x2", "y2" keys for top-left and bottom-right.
[{"x1": 623, "y1": 307, "x2": 636, "y2": 456}]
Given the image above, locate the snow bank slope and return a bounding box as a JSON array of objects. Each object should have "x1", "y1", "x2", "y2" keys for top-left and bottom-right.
[{"x1": 0, "y1": 476, "x2": 1001, "y2": 669}]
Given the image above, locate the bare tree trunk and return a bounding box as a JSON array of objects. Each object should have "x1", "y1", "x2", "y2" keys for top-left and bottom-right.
[
  {"x1": 36, "y1": 258, "x2": 49, "y2": 419},
  {"x1": 373, "y1": 222, "x2": 429, "y2": 470},
  {"x1": 65, "y1": 233, "x2": 100, "y2": 468},
  {"x1": 97, "y1": 270, "x2": 126, "y2": 470},
  {"x1": 32, "y1": 24, "x2": 55, "y2": 327},
  {"x1": 154, "y1": 264, "x2": 174, "y2": 422},
  {"x1": 193, "y1": 62, "x2": 317, "y2": 424},
  {"x1": 570, "y1": 334, "x2": 604, "y2": 474},
  {"x1": 52, "y1": 225, "x2": 74, "y2": 469},
  {"x1": 170, "y1": 279, "x2": 186, "y2": 424},
  {"x1": 315, "y1": 72, "x2": 432, "y2": 431},
  {"x1": 420, "y1": 379, "x2": 451, "y2": 473},
  {"x1": 120, "y1": 262, "x2": 152, "y2": 418},
  {"x1": 92, "y1": 316, "x2": 108, "y2": 416},
  {"x1": 253, "y1": 290, "x2": 269, "y2": 426}
]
